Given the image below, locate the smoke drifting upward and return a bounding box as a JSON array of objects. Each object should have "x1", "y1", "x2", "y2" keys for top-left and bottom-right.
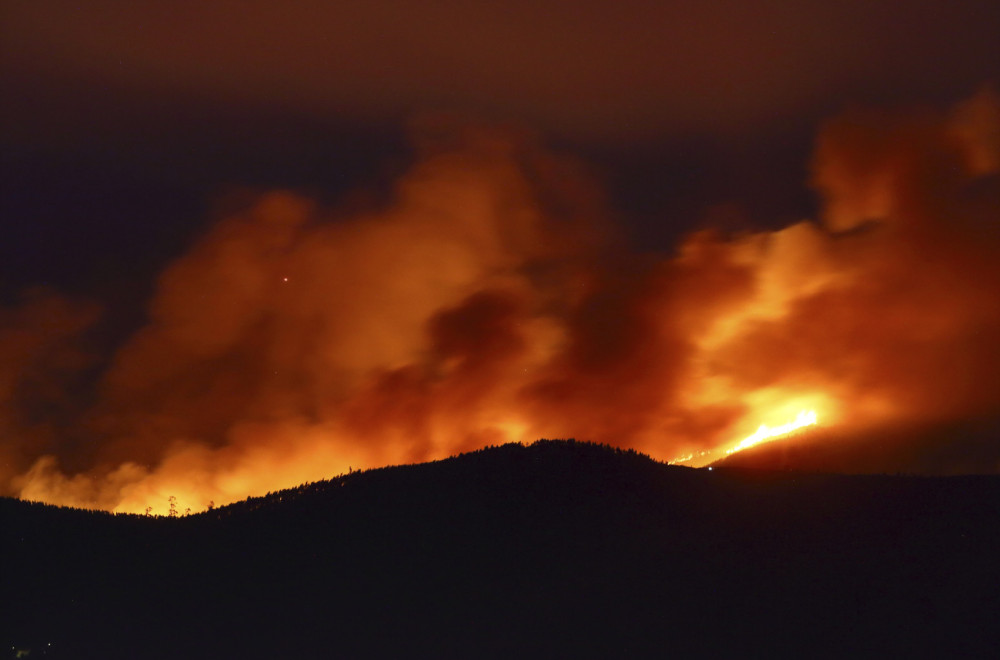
[
  {"x1": 0, "y1": 291, "x2": 100, "y2": 489},
  {"x1": 7, "y1": 91, "x2": 1000, "y2": 514}
]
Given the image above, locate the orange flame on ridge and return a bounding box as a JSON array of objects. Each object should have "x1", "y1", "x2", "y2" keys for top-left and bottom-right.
[{"x1": 726, "y1": 410, "x2": 817, "y2": 456}]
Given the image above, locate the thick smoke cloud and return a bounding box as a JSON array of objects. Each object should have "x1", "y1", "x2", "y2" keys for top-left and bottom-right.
[{"x1": 6, "y1": 91, "x2": 1000, "y2": 513}]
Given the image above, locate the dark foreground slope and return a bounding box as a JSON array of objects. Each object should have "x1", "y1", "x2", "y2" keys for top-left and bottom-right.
[{"x1": 4, "y1": 440, "x2": 1000, "y2": 659}]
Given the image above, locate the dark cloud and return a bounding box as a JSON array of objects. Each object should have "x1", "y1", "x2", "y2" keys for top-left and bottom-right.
[
  {"x1": 4, "y1": 1, "x2": 998, "y2": 141},
  {"x1": 0, "y1": 290, "x2": 100, "y2": 482},
  {"x1": 4, "y1": 1, "x2": 996, "y2": 297}
]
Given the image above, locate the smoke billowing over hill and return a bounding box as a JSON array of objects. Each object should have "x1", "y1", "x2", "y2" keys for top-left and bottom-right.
[{"x1": 2, "y1": 89, "x2": 1000, "y2": 513}]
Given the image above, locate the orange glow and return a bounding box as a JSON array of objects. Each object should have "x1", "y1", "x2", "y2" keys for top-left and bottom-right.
[
  {"x1": 4, "y1": 90, "x2": 1000, "y2": 513},
  {"x1": 726, "y1": 410, "x2": 817, "y2": 456}
]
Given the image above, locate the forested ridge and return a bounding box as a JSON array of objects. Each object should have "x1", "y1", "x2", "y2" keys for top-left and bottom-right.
[{"x1": 4, "y1": 440, "x2": 1000, "y2": 659}]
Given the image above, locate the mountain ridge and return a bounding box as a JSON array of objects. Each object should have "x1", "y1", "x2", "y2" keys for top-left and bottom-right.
[{"x1": 4, "y1": 439, "x2": 1000, "y2": 659}]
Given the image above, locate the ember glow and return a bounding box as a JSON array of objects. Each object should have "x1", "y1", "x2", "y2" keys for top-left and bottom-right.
[{"x1": 3, "y1": 88, "x2": 1000, "y2": 515}]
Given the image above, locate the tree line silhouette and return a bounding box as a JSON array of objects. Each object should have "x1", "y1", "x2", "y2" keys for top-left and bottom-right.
[{"x1": 4, "y1": 439, "x2": 1000, "y2": 658}]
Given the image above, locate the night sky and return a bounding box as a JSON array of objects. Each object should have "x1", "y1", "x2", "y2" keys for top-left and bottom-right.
[{"x1": 2, "y1": 1, "x2": 999, "y2": 513}]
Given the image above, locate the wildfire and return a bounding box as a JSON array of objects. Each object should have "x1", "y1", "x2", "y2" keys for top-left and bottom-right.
[
  {"x1": 726, "y1": 410, "x2": 817, "y2": 455},
  {"x1": 5, "y1": 89, "x2": 1000, "y2": 513}
]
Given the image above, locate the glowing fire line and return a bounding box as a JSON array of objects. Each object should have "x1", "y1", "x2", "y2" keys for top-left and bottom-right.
[{"x1": 726, "y1": 410, "x2": 817, "y2": 455}]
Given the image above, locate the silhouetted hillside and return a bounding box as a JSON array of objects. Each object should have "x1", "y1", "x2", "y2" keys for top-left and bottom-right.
[{"x1": 4, "y1": 440, "x2": 1000, "y2": 658}]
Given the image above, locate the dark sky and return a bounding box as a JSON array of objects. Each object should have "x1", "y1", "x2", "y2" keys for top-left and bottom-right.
[
  {"x1": 2, "y1": 1, "x2": 1000, "y2": 512},
  {"x1": 4, "y1": 0, "x2": 998, "y2": 298}
]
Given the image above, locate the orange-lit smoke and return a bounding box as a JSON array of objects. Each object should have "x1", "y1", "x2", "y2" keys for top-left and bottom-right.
[
  {"x1": 6, "y1": 90, "x2": 1000, "y2": 514},
  {"x1": 0, "y1": 291, "x2": 100, "y2": 488}
]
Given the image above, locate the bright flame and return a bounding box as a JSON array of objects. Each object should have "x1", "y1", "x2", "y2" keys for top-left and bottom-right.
[{"x1": 726, "y1": 410, "x2": 817, "y2": 455}]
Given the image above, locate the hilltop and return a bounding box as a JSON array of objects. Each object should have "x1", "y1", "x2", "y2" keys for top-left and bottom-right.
[{"x1": 4, "y1": 439, "x2": 1000, "y2": 658}]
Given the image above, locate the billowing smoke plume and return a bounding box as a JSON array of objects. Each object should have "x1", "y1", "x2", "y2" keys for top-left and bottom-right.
[{"x1": 6, "y1": 90, "x2": 1000, "y2": 513}]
